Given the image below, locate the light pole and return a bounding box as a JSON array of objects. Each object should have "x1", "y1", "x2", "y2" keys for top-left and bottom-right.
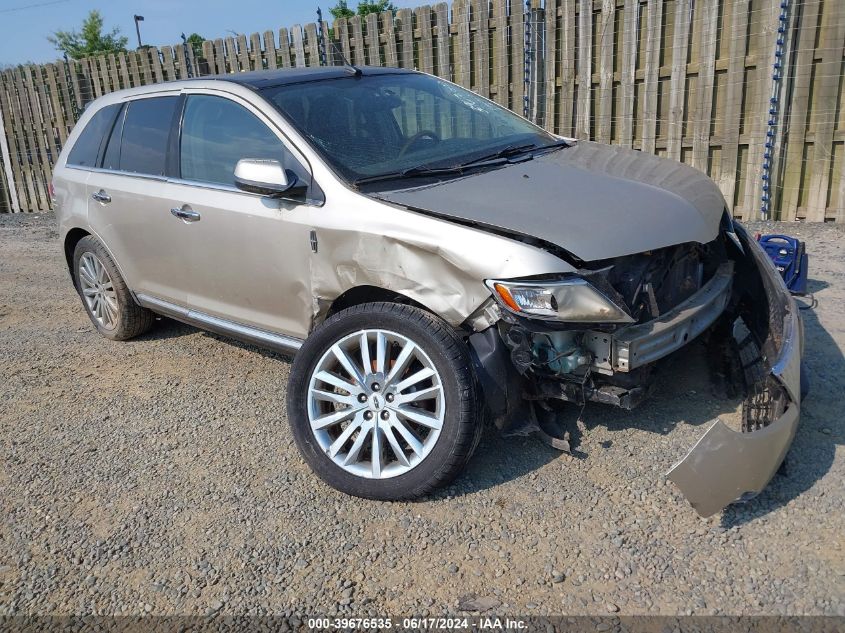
[{"x1": 133, "y1": 15, "x2": 145, "y2": 48}]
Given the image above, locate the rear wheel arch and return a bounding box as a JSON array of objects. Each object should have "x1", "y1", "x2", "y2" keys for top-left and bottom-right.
[{"x1": 64, "y1": 227, "x2": 91, "y2": 273}]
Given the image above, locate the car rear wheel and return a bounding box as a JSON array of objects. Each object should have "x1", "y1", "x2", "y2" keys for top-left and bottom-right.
[
  {"x1": 287, "y1": 302, "x2": 482, "y2": 500},
  {"x1": 72, "y1": 236, "x2": 154, "y2": 341}
]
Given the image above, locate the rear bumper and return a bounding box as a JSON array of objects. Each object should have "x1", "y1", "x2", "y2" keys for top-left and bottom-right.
[{"x1": 666, "y1": 225, "x2": 803, "y2": 517}]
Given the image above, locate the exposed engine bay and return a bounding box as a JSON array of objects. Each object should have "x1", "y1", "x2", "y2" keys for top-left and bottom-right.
[{"x1": 468, "y1": 223, "x2": 803, "y2": 516}]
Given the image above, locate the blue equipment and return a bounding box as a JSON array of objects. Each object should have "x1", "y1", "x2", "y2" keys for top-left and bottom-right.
[{"x1": 758, "y1": 234, "x2": 809, "y2": 295}]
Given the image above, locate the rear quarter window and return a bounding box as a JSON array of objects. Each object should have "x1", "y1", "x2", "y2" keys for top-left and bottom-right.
[
  {"x1": 66, "y1": 103, "x2": 121, "y2": 167},
  {"x1": 118, "y1": 96, "x2": 179, "y2": 176}
]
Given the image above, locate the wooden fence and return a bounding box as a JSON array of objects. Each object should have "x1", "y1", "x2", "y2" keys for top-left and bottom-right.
[{"x1": 0, "y1": 0, "x2": 842, "y2": 222}]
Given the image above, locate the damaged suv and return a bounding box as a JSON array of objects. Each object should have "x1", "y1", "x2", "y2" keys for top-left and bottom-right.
[{"x1": 53, "y1": 67, "x2": 803, "y2": 516}]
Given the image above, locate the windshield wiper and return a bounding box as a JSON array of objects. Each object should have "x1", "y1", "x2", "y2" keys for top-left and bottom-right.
[
  {"x1": 353, "y1": 164, "x2": 466, "y2": 187},
  {"x1": 455, "y1": 139, "x2": 570, "y2": 169}
]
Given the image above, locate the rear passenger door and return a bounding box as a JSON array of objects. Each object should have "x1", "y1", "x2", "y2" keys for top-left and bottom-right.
[{"x1": 87, "y1": 93, "x2": 192, "y2": 307}]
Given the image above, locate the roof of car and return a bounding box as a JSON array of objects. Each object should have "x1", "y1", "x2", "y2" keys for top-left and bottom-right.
[{"x1": 207, "y1": 65, "x2": 417, "y2": 90}]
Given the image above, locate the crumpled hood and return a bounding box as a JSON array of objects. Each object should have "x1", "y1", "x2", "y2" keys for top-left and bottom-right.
[{"x1": 373, "y1": 141, "x2": 727, "y2": 262}]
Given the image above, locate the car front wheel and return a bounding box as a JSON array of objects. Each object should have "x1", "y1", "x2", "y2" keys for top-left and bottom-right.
[{"x1": 287, "y1": 302, "x2": 482, "y2": 500}]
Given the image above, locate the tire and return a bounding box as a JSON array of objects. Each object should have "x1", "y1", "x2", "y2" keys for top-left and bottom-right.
[
  {"x1": 72, "y1": 235, "x2": 154, "y2": 341},
  {"x1": 287, "y1": 302, "x2": 482, "y2": 500}
]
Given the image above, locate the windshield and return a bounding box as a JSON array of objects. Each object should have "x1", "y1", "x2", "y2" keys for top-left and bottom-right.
[{"x1": 260, "y1": 72, "x2": 557, "y2": 183}]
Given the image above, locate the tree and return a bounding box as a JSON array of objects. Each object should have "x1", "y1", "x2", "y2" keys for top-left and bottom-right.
[
  {"x1": 329, "y1": 0, "x2": 397, "y2": 20},
  {"x1": 356, "y1": 1, "x2": 397, "y2": 14},
  {"x1": 48, "y1": 10, "x2": 128, "y2": 59},
  {"x1": 185, "y1": 33, "x2": 205, "y2": 59}
]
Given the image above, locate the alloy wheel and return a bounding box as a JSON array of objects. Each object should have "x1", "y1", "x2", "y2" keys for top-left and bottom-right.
[
  {"x1": 306, "y1": 329, "x2": 445, "y2": 479},
  {"x1": 78, "y1": 252, "x2": 118, "y2": 330}
]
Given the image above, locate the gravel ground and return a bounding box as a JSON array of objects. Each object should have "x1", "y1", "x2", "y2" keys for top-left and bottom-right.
[{"x1": 1, "y1": 212, "x2": 843, "y2": 618}]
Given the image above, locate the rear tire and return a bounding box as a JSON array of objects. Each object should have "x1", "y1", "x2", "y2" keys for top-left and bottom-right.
[
  {"x1": 72, "y1": 236, "x2": 154, "y2": 341},
  {"x1": 287, "y1": 302, "x2": 482, "y2": 500}
]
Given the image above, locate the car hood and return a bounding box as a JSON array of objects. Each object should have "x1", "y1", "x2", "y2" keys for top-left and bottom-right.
[{"x1": 373, "y1": 141, "x2": 727, "y2": 262}]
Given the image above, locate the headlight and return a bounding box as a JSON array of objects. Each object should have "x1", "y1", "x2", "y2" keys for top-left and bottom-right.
[{"x1": 485, "y1": 277, "x2": 633, "y2": 323}]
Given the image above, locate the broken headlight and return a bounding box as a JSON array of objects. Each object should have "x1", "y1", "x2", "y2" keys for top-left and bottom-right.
[{"x1": 485, "y1": 277, "x2": 633, "y2": 323}]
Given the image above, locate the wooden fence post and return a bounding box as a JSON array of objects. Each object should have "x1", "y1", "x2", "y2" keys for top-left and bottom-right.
[{"x1": 0, "y1": 109, "x2": 21, "y2": 212}]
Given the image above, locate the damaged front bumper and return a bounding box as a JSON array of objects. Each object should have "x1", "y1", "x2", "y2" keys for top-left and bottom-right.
[{"x1": 667, "y1": 225, "x2": 803, "y2": 517}]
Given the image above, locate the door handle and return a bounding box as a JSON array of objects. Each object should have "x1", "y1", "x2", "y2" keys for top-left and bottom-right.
[
  {"x1": 91, "y1": 190, "x2": 111, "y2": 204},
  {"x1": 170, "y1": 207, "x2": 201, "y2": 222}
]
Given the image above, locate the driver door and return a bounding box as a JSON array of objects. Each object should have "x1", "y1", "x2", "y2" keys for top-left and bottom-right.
[{"x1": 169, "y1": 92, "x2": 317, "y2": 339}]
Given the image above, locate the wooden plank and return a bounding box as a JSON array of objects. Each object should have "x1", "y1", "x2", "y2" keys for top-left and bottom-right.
[
  {"x1": 472, "y1": 0, "x2": 490, "y2": 97},
  {"x1": 235, "y1": 35, "x2": 250, "y2": 71},
  {"x1": 127, "y1": 50, "x2": 142, "y2": 87},
  {"x1": 161, "y1": 46, "x2": 176, "y2": 82},
  {"x1": 666, "y1": 0, "x2": 691, "y2": 161},
  {"x1": 278, "y1": 29, "x2": 293, "y2": 68},
  {"x1": 0, "y1": 77, "x2": 21, "y2": 211},
  {"x1": 292, "y1": 26, "x2": 307, "y2": 68},
  {"x1": 417, "y1": 6, "x2": 434, "y2": 74},
  {"x1": 304, "y1": 24, "x2": 319, "y2": 67},
  {"x1": 691, "y1": 0, "x2": 719, "y2": 172},
  {"x1": 557, "y1": 0, "x2": 576, "y2": 136},
  {"x1": 805, "y1": 0, "x2": 845, "y2": 222},
  {"x1": 433, "y1": 3, "x2": 450, "y2": 80},
  {"x1": 742, "y1": 0, "x2": 781, "y2": 221},
  {"x1": 21, "y1": 65, "x2": 51, "y2": 206},
  {"x1": 224, "y1": 37, "x2": 238, "y2": 73},
  {"x1": 150, "y1": 48, "x2": 165, "y2": 83},
  {"x1": 250, "y1": 33, "x2": 263, "y2": 70},
  {"x1": 640, "y1": 0, "x2": 662, "y2": 153},
  {"x1": 383, "y1": 11, "x2": 399, "y2": 67},
  {"x1": 86, "y1": 58, "x2": 103, "y2": 98},
  {"x1": 779, "y1": 0, "x2": 821, "y2": 221},
  {"x1": 366, "y1": 13, "x2": 380, "y2": 66},
  {"x1": 1, "y1": 71, "x2": 34, "y2": 210},
  {"x1": 542, "y1": 0, "x2": 557, "y2": 131},
  {"x1": 618, "y1": 0, "x2": 637, "y2": 147},
  {"x1": 454, "y1": 0, "x2": 471, "y2": 89},
  {"x1": 43, "y1": 63, "x2": 67, "y2": 147},
  {"x1": 264, "y1": 30, "x2": 278, "y2": 70},
  {"x1": 27, "y1": 65, "x2": 58, "y2": 167},
  {"x1": 117, "y1": 52, "x2": 131, "y2": 87},
  {"x1": 174, "y1": 41, "x2": 189, "y2": 79},
  {"x1": 596, "y1": 0, "x2": 614, "y2": 143},
  {"x1": 53, "y1": 59, "x2": 74, "y2": 133},
  {"x1": 491, "y1": 0, "x2": 508, "y2": 106},
  {"x1": 212, "y1": 37, "x2": 228, "y2": 75},
  {"x1": 139, "y1": 47, "x2": 155, "y2": 85},
  {"x1": 717, "y1": 0, "x2": 751, "y2": 213},
  {"x1": 510, "y1": 0, "x2": 525, "y2": 118},
  {"x1": 201, "y1": 40, "x2": 216, "y2": 76},
  {"x1": 398, "y1": 8, "x2": 415, "y2": 70},
  {"x1": 576, "y1": 0, "x2": 592, "y2": 138},
  {"x1": 350, "y1": 17, "x2": 367, "y2": 66},
  {"x1": 336, "y1": 18, "x2": 352, "y2": 66},
  {"x1": 12, "y1": 67, "x2": 45, "y2": 209}
]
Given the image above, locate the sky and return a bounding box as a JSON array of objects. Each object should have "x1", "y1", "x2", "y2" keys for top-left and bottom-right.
[{"x1": 0, "y1": 0, "x2": 421, "y2": 65}]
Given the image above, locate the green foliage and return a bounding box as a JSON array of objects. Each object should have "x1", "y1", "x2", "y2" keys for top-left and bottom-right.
[
  {"x1": 329, "y1": 0, "x2": 398, "y2": 21},
  {"x1": 356, "y1": 1, "x2": 397, "y2": 15},
  {"x1": 48, "y1": 10, "x2": 128, "y2": 59},
  {"x1": 186, "y1": 33, "x2": 205, "y2": 59}
]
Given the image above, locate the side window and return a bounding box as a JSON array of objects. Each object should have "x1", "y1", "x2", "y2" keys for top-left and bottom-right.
[
  {"x1": 66, "y1": 103, "x2": 121, "y2": 167},
  {"x1": 180, "y1": 95, "x2": 306, "y2": 187},
  {"x1": 119, "y1": 96, "x2": 179, "y2": 176},
  {"x1": 101, "y1": 103, "x2": 126, "y2": 171}
]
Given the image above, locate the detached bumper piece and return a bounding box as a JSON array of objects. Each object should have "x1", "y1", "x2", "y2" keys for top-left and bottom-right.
[{"x1": 667, "y1": 226, "x2": 803, "y2": 517}]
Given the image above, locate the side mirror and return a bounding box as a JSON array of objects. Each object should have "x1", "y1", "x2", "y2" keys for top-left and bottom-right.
[{"x1": 234, "y1": 159, "x2": 307, "y2": 198}]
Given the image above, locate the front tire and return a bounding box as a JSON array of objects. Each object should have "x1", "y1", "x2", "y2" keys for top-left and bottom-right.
[
  {"x1": 72, "y1": 236, "x2": 154, "y2": 341},
  {"x1": 287, "y1": 302, "x2": 482, "y2": 500}
]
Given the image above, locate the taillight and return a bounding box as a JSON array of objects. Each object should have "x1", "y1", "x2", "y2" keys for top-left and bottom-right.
[{"x1": 49, "y1": 182, "x2": 56, "y2": 203}]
